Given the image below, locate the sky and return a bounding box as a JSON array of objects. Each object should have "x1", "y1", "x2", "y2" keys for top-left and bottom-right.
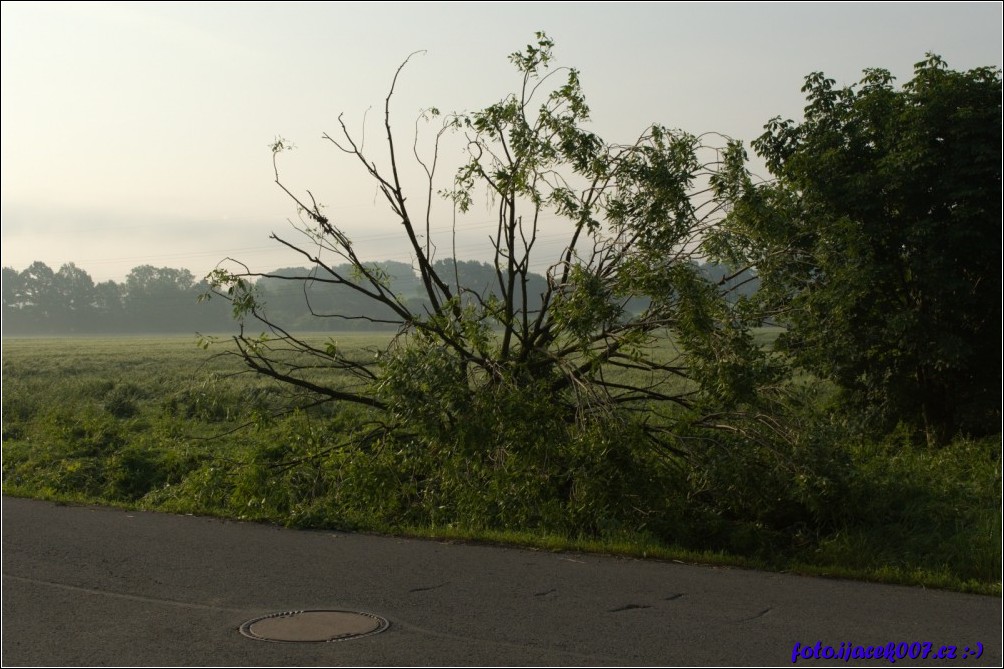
[{"x1": 2, "y1": 2, "x2": 1001, "y2": 282}]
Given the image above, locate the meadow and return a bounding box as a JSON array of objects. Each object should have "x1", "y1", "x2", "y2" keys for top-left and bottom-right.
[{"x1": 1, "y1": 334, "x2": 1000, "y2": 595}]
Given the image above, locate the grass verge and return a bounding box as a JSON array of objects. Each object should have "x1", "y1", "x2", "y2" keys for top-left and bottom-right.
[{"x1": 2, "y1": 335, "x2": 1000, "y2": 596}]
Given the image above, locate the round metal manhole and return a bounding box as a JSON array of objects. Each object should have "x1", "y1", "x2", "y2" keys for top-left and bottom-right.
[{"x1": 239, "y1": 609, "x2": 389, "y2": 643}]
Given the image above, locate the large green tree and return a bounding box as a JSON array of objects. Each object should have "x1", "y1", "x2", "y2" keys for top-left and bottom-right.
[{"x1": 715, "y1": 55, "x2": 1001, "y2": 445}]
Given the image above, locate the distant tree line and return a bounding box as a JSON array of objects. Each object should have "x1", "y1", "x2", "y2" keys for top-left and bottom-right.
[
  {"x1": 1, "y1": 259, "x2": 753, "y2": 335},
  {"x1": 1, "y1": 262, "x2": 232, "y2": 334}
]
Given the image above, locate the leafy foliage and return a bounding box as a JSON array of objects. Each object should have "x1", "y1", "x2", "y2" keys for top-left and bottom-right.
[
  {"x1": 206, "y1": 33, "x2": 773, "y2": 458},
  {"x1": 714, "y1": 55, "x2": 1002, "y2": 445}
]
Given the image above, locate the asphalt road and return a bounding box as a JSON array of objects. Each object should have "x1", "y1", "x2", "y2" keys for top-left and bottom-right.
[{"x1": 2, "y1": 496, "x2": 1000, "y2": 666}]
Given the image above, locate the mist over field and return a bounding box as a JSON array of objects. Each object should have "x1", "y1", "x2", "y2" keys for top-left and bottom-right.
[{"x1": 0, "y1": 258, "x2": 759, "y2": 335}]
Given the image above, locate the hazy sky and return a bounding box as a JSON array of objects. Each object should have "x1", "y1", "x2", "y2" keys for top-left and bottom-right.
[{"x1": 2, "y1": 2, "x2": 1001, "y2": 282}]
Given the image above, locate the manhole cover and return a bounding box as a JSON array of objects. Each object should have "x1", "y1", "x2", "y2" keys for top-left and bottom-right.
[{"x1": 239, "y1": 610, "x2": 389, "y2": 643}]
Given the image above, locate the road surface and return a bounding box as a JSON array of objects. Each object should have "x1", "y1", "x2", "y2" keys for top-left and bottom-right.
[{"x1": 2, "y1": 496, "x2": 1000, "y2": 665}]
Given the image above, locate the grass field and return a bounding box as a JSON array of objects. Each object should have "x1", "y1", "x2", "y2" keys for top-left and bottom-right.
[{"x1": 2, "y1": 333, "x2": 1000, "y2": 595}]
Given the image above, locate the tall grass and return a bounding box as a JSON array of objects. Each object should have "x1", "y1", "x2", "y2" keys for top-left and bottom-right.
[{"x1": 2, "y1": 335, "x2": 999, "y2": 594}]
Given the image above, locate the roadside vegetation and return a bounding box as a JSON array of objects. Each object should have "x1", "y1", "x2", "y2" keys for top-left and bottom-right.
[{"x1": 2, "y1": 336, "x2": 998, "y2": 595}]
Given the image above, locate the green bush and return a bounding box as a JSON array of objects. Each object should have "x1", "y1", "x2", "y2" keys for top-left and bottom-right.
[{"x1": 816, "y1": 435, "x2": 1002, "y2": 583}]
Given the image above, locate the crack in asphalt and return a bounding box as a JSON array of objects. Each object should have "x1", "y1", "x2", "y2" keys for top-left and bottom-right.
[
  {"x1": 408, "y1": 581, "x2": 450, "y2": 593},
  {"x1": 1, "y1": 573, "x2": 247, "y2": 612},
  {"x1": 737, "y1": 606, "x2": 773, "y2": 622},
  {"x1": 389, "y1": 617, "x2": 637, "y2": 664},
  {"x1": 608, "y1": 603, "x2": 652, "y2": 613}
]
